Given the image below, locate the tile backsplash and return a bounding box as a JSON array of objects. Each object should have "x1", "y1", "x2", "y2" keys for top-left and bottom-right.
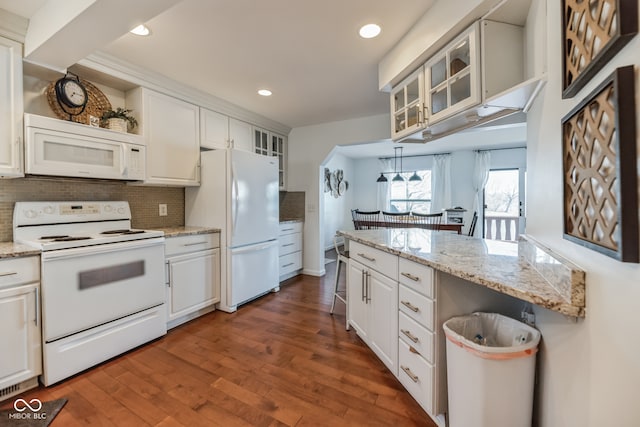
[
  {"x1": 279, "y1": 191, "x2": 305, "y2": 221},
  {"x1": 0, "y1": 177, "x2": 184, "y2": 241}
]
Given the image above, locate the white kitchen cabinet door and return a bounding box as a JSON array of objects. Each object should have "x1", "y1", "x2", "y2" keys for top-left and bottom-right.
[
  {"x1": 0, "y1": 283, "x2": 42, "y2": 390},
  {"x1": 347, "y1": 260, "x2": 369, "y2": 341},
  {"x1": 369, "y1": 269, "x2": 398, "y2": 375},
  {"x1": 200, "y1": 108, "x2": 229, "y2": 150},
  {"x1": 167, "y1": 248, "x2": 220, "y2": 321},
  {"x1": 229, "y1": 118, "x2": 253, "y2": 152},
  {"x1": 0, "y1": 36, "x2": 23, "y2": 178},
  {"x1": 127, "y1": 87, "x2": 200, "y2": 186},
  {"x1": 390, "y1": 67, "x2": 425, "y2": 141}
]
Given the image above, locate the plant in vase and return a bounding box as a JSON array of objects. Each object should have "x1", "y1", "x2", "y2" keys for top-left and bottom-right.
[{"x1": 101, "y1": 108, "x2": 138, "y2": 133}]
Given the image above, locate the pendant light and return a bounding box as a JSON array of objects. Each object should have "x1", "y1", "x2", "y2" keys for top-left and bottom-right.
[
  {"x1": 409, "y1": 171, "x2": 422, "y2": 181},
  {"x1": 392, "y1": 147, "x2": 404, "y2": 182},
  {"x1": 376, "y1": 173, "x2": 388, "y2": 183}
]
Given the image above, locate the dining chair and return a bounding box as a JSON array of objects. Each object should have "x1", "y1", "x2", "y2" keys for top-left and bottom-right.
[
  {"x1": 468, "y1": 211, "x2": 478, "y2": 236},
  {"x1": 354, "y1": 210, "x2": 380, "y2": 229},
  {"x1": 330, "y1": 235, "x2": 349, "y2": 330},
  {"x1": 411, "y1": 212, "x2": 443, "y2": 230},
  {"x1": 382, "y1": 211, "x2": 412, "y2": 226}
]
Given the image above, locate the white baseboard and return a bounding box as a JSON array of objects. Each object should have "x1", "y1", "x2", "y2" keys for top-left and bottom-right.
[{"x1": 303, "y1": 268, "x2": 325, "y2": 277}]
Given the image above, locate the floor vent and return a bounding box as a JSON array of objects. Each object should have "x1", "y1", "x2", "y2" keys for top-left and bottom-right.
[{"x1": 0, "y1": 383, "x2": 21, "y2": 399}]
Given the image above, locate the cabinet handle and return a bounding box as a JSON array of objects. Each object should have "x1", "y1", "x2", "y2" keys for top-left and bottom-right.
[
  {"x1": 183, "y1": 241, "x2": 208, "y2": 246},
  {"x1": 282, "y1": 243, "x2": 294, "y2": 247},
  {"x1": 401, "y1": 300, "x2": 420, "y2": 313},
  {"x1": 401, "y1": 365, "x2": 419, "y2": 383},
  {"x1": 409, "y1": 345, "x2": 420, "y2": 355},
  {"x1": 282, "y1": 228, "x2": 294, "y2": 232},
  {"x1": 167, "y1": 263, "x2": 172, "y2": 287},
  {"x1": 34, "y1": 286, "x2": 40, "y2": 327},
  {"x1": 282, "y1": 262, "x2": 295, "y2": 268},
  {"x1": 401, "y1": 272, "x2": 420, "y2": 282},
  {"x1": 357, "y1": 253, "x2": 375, "y2": 262},
  {"x1": 361, "y1": 269, "x2": 366, "y2": 302},
  {"x1": 0, "y1": 271, "x2": 17, "y2": 277},
  {"x1": 366, "y1": 271, "x2": 371, "y2": 303},
  {"x1": 401, "y1": 329, "x2": 419, "y2": 343}
]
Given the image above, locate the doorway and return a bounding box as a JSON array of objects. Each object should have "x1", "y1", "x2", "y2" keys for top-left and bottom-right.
[{"x1": 483, "y1": 168, "x2": 525, "y2": 240}]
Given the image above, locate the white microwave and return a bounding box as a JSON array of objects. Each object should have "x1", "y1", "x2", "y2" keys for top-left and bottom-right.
[{"x1": 24, "y1": 114, "x2": 146, "y2": 181}]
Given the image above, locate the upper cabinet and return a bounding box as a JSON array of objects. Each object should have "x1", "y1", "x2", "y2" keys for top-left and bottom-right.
[
  {"x1": 390, "y1": 68, "x2": 425, "y2": 141},
  {"x1": 127, "y1": 87, "x2": 200, "y2": 186},
  {"x1": 253, "y1": 126, "x2": 287, "y2": 189},
  {"x1": 424, "y1": 22, "x2": 481, "y2": 124},
  {"x1": 0, "y1": 36, "x2": 23, "y2": 178},
  {"x1": 200, "y1": 108, "x2": 254, "y2": 152}
]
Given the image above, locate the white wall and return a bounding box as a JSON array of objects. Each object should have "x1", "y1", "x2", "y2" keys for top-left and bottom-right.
[
  {"x1": 287, "y1": 114, "x2": 390, "y2": 276},
  {"x1": 322, "y1": 153, "x2": 355, "y2": 250},
  {"x1": 526, "y1": 1, "x2": 640, "y2": 426}
]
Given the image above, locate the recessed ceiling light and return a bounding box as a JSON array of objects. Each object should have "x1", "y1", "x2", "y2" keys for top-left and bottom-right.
[
  {"x1": 258, "y1": 89, "x2": 272, "y2": 96},
  {"x1": 130, "y1": 24, "x2": 151, "y2": 36},
  {"x1": 359, "y1": 23, "x2": 381, "y2": 39}
]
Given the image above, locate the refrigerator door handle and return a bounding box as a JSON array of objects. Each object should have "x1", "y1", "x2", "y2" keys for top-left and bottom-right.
[
  {"x1": 231, "y1": 161, "x2": 239, "y2": 237},
  {"x1": 231, "y1": 240, "x2": 278, "y2": 254}
]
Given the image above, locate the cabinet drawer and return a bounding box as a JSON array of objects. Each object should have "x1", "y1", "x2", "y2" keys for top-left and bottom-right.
[
  {"x1": 399, "y1": 285, "x2": 434, "y2": 331},
  {"x1": 280, "y1": 251, "x2": 302, "y2": 275},
  {"x1": 398, "y1": 339, "x2": 434, "y2": 414},
  {"x1": 165, "y1": 233, "x2": 219, "y2": 256},
  {"x1": 279, "y1": 222, "x2": 302, "y2": 235},
  {"x1": 0, "y1": 256, "x2": 40, "y2": 290},
  {"x1": 399, "y1": 259, "x2": 434, "y2": 298},
  {"x1": 350, "y1": 241, "x2": 398, "y2": 280},
  {"x1": 399, "y1": 311, "x2": 434, "y2": 364},
  {"x1": 279, "y1": 233, "x2": 302, "y2": 256}
]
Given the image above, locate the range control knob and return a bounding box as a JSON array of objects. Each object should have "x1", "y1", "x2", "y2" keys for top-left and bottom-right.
[
  {"x1": 24, "y1": 209, "x2": 37, "y2": 219},
  {"x1": 104, "y1": 204, "x2": 113, "y2": 212},
  {"x1": 43, "y1": 205, "x2": 54, "y2": 214},
  {"x1": 117, "y1": 207, "x2": 125, "y2": 214}
]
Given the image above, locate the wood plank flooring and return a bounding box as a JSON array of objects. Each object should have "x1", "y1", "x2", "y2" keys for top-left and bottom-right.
[{"x1": 1, "y1": 259, "x2": 436, "y2": 426}]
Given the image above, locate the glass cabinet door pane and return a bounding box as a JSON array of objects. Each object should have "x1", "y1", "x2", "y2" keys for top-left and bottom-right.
[
  {"x1": 449, "y1": 38, "x2": 470, "y2": 78},
  {"x1": 394, "y1": 91, "x2": 405, "y2": 112},
  {"x1": 431, "y1": 87, "x2": 447, "y2": 115},
  {"x1": 395, "y1": 112, "x2": 406, "y2": 133},
  {"x1": 406, "y1": 79, "x2": 420, "y2": 105},
  {"x1": 407, "y1": 106, "x2": 419, "y2": 128},
  {"x1": 430, "y1": 58, "x2": 446, "y2": 87},
  {"x1": 450, "y1": 74, "x2": 471, "y2": 106}
]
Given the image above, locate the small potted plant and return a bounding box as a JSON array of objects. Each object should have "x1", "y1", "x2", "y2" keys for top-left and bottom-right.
[{"x1": 101, "y1": 107, "x2": 138, "y2": 133}]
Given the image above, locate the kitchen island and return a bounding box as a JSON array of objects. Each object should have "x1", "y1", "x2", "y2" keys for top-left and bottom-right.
[{"x1": 338, "y1": 228, "x2": 585, "y2": 426}]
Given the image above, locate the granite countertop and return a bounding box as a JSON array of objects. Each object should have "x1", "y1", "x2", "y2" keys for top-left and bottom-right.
[
  {"x1": 280, "y1": 218, "x2": 303, "y2": 224},
  {"x1": 153, "y1": 226, "x2": 220, "y2": 238},
  {"x1": 339, "y1": 229, "x2": 586, "y2": 317},
  {"x1": 0, "y1": 242, "x2": 41, "y2": 259}
]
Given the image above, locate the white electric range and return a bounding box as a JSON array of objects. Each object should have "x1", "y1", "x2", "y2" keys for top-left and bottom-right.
[{"x1": 13, "y1": 201, "x2": 167, "y2": 386}]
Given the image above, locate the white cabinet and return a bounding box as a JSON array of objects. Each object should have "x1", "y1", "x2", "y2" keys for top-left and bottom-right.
[
  {"x1": 165, "y1": 233, "x2": 221, "y2": 329},
  {"x1": 0, "y1": 36, "x2": 23, "y2": 178},
  {"x1": 279, "y1": 222, "x2": 302, "y2": 280},
  {"x1": 126, "y1": 87, "x2": 200, "y2": 186},
  {"x1": 347, "y1": 241, "x2": 399, "y2": 375},
  {"x1": 0, "y1": 256, "x2": 41, "y2": 400},
  {"x1": 424, "y1": 22, "x2": 481, "y2": 124},
  {"x1": 390, "y1": 68, "x2": 425, "y2": 141},
  {"x1": 200, "y1": 108, "x2": 253, "y2": 153},
  {"x1": 254, "y1": 127, "x2": 287, "y2": 189}
]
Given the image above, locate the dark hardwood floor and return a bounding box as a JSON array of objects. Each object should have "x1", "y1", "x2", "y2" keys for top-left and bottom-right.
[{"x1": 2, "y1": 258, "x2": 436, "y2": 426}]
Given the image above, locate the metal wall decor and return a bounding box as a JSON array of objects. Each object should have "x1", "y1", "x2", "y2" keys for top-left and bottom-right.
[
  {"x1": 562, "y1": 66, "x2": 638, "y2": 262},
  {"x1": 324, "y1": 168, "x2": 349, "y2": 198},
  {"x1": 562, "y1": 0, "x2": 637, "y2": 98}
]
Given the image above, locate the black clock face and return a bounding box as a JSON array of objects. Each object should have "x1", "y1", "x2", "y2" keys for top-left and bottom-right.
[{"x1": 56, "y1": 78, "x2": 87, "y2": 109}]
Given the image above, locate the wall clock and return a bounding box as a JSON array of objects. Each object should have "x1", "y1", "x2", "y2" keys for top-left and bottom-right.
[{"x1": 52, "y1": 74, "x2": 88, "y2": 120}]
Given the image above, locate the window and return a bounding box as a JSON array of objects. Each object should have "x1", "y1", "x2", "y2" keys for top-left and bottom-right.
[{"x1": 389, "y1": 170, "x2": 432, "y2": 213}]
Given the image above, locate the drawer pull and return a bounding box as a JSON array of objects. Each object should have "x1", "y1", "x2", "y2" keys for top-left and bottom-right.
[
  {"x1": 409, "y1": 346, "x2": 420, "y2": 355},
  {"x1": 401, "y1": 365, "x2": 419, "y2": 383},
  {"x1": 401, "y1": 272, "x2": 420, "y2": 282},
  {"x1": 357, "y1": 253, "x2": 375, "y2": 262},
  {"x1": 282, "y1": 262, "x2": 295, "y2": 268},
  {"x1": 183, "y1": 241, "x2": 208, "y2": 246},
  {"x1": 281, "y1": 228, "x2": 294, "y2": 232},
  {"x1": 401, "y1": 300, "x2": 420, "y2": 313},
  {"x1": 0, "y1": 271, "x2": 18, "y2": 277},
  {"x1": 282, "y1": 243, "x2": 295, "y2": 247},
  {"x1": 401, "y1": 329, "x2": 419, "y2": 343}
]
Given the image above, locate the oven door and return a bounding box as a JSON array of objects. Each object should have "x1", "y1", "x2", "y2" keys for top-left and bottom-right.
[{"x1": 40, "y1": 238, "x2": 165, "y2": 342}]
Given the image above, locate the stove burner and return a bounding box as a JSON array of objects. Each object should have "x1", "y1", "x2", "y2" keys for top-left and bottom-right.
[
  {"x1": 53, "y1": 236, "x2": 92, "y2": 242},
  {"x1": 40, "y1": 235, "x2": 70, "y2": 240},
  {"x1": 101, "y1": 229, "x2": 146, "y2": 235}
]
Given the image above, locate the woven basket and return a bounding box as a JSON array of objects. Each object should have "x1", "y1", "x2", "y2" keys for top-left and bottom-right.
[
  {"x1": 46, "y1": 78, "x2": 112, "y2": 125},
  {"x1": 105, "y1": 117, "x2": 128, "y2": 133}
]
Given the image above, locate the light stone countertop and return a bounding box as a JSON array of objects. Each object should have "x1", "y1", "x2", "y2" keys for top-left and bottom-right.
[
  {"x1": 338, "y1": 229, "x2": 586, "y2": 317},
  {"x1": 0, "y1": 242, "x2": 41, "y2": 259},
  {"x1": 280, "y1": 219, "x2": 303, "y2": 224},
  {"x1": 154, "y1": 226, "x2": 220, "y2": 238}
]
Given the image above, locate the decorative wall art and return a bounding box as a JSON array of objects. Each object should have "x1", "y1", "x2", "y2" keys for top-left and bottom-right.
[
  {"x1": 561, "y1": 0, "x2": 637, "y2": 98},
  {"x1": 324, "y1": 168, "x2": 349, "y2": 198},
  {"x1": 562, "y1": 66, "x2": 638, "y2": 262}
]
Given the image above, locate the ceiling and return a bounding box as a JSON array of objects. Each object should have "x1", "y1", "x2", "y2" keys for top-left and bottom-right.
[{"x1": 0, "y1": 0, "x2": 528, "y2": 158}]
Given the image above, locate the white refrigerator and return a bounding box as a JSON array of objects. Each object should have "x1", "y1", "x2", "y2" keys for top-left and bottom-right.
[{"x1": 186, "y1": 148, "x2": 279, "y2": 312}]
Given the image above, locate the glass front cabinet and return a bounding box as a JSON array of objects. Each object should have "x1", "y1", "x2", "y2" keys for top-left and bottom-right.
[
  {"x1": 253, "y1": 127, "x2": 287, "y2": 190},
  {"x1": 424, "y1": 22, "x2": 481, "y2": 124},
  {"x1": 390, "y1": 68, "x2": 425, "y2": 141}
]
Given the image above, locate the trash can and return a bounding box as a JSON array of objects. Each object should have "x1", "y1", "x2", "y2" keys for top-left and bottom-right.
[{"x1": 443, "y1": 312, "x2": 541, "y2": 427}]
